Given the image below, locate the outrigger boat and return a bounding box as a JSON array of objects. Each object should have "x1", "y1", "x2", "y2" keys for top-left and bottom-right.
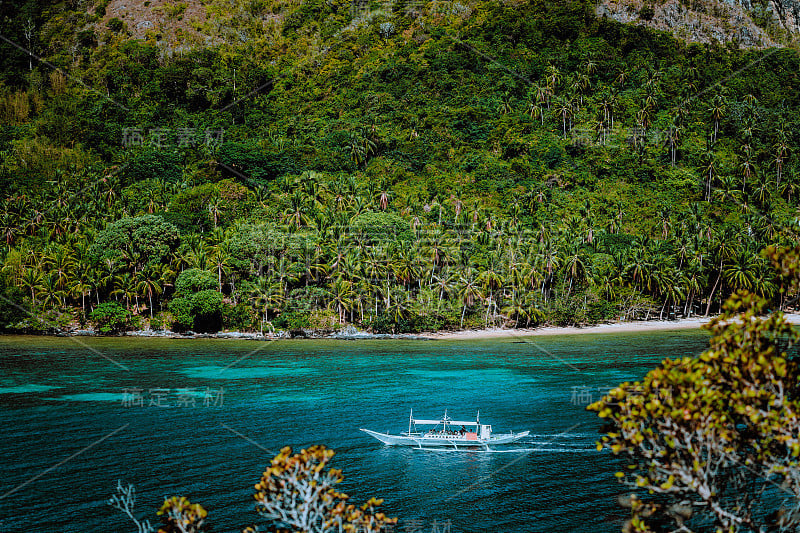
[{"x1": 360, "y1": 409, "x2": 529, "y2": 450}]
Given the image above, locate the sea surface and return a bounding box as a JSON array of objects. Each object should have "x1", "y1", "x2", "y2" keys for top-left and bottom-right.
[{"x1": 0, "y1": 330, "x2": 710, "y2": 532}]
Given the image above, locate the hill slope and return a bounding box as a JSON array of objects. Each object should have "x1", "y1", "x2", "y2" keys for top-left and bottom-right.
[
  {"x1": 596, "y1": 0, "x2": 800, "y2": 47},
  {"x1": 0, "y1": 0, "x2": 799, "y2": 333}
]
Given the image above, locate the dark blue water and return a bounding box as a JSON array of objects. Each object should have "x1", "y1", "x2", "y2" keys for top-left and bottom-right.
[{"x1": 0, "y1": 331, "x2": 710, "y2": 532}]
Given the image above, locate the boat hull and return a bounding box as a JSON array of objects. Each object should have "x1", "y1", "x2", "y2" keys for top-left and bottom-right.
[{"x1": 360, "y1": 428, "x2": 530, "y2": 447}]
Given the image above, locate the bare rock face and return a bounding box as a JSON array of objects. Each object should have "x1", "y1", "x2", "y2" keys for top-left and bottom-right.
[{"x1": 596, "y1": 0, "x2": 800, "y2": 48}]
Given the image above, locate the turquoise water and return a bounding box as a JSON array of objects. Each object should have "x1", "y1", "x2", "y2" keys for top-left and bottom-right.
[{"x1": 0, "y1": 331, "x2": 710, "y2": 532}]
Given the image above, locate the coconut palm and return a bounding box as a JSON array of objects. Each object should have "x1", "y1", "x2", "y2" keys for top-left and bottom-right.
[
  {"x1": 457, "y1": 269, "x2": 482, "y2": 328},
  {"x1": 708, "y1": 95, "x2": 726, "y2": 143}
]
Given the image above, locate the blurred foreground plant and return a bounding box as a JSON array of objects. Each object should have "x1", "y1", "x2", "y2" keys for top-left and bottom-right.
[
  {"x1": 248, "y1": 445, "x2": 396, "y2": 533},
  {"x1": 589, "y1": 246, "x2": 800, "y2": 532},
  {"x1": 110, "y1": 445, "x2": 396, "y2": 533}
]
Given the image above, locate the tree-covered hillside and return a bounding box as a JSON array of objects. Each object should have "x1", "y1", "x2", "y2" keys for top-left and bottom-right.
[{"x1": 1, "y1": 0, "x2": 799, "y2": 333}]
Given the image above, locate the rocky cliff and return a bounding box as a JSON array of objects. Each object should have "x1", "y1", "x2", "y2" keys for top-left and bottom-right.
[{"x1": 596, "y1": 0, "x2": 800, "y2": 47}]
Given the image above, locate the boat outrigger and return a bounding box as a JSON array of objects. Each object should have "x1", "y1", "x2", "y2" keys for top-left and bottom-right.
[{"x1": 360, "y1": 409, "x2": 529, "y2": 450}]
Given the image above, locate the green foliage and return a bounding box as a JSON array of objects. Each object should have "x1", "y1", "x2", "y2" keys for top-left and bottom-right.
[
  {"x1": 0, "y1": 282, "x2": 28, "y2": 330},
  {"x1": 222, "y1": 302, "x2": 255, "y2": 330},
  {"x1": 168, "y1": 297, "x2": 195, "y2": 329},
  {"x1": 89, "y1": 302, "x2": 132, "y2": 333},
  {"x1": 169, "y1": 276, "x2": 224, "y2": 332},
  {"x1": 192, "y1": 289, "x2": 223, "y2": 315},
  {"x1": 349, "y1": 211, "x2": 412, "y2": 244},
  {"x1": 4, "y1": 0, "x2": 800, "y2": 337},
  {"x1": 149, "y1": 311, "x2": 170, "y2": 331},
  {"x1": 92, "y1": 215, "x2": 180, "y2": 269},
  {"x1": 217, "y1": 142, "x2": 298, "y2": 185},
  {"x1": 191, "y1": 289, "x2": 224, "y2": 331},
  {"x1": 364, "y1": 313, "x2": 393, "y2": 334},
  {"x1": 168, "y1": 183, "x2": 218, "y2": 231},
  {"x1": 111, "y1": 446, "x2": 396, "y2": 533},
  {"x1": 272, "y1": 311, "x2": 310, "y2": 330},
  {"x1": 175, "y1": 269, "x2": 217, "y2": 296},
  {"x1": 589, "y1": 249, "x2": 800, "y2": 531},
  {"x1": 547, "y1": 290, "x2": 617, "y2": 326},
  {"x1": 123, "y1": 150, "x2": 182, "y2": 184},
  {"x1": 107, "y1": 17, "x2": 125, "y2": 32}
]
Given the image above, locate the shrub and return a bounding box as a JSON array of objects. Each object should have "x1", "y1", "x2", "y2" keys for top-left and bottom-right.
[
  {"x1": 168, "y1": 290, "x2": 224, "y2": 332},
  {"x1": 107, "y1": 18, "x2": 125, "y2": 32},
  {"x1": 109, "y1": 446, "x2": 396, "y2": 532},
  {"x1": 273, "y1": 311, "x2": 310, "y2": 330},
  {"x1": 222, "y1": 303, "x2": 255, "y2": 331},
  {"x1": 168, "y1": 297, "x2": 194, "y2": 330},
  {"x1": 90, "y1": 302, "x2": 132, "y2": 333},
  {"x1": 175, "y1": 269, "x2": 217, "y2": 296}
]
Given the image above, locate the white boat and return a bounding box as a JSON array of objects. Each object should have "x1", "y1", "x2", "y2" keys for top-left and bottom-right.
[{"x1": 360, "y1": 409, "x2": 529, "y2": 450}]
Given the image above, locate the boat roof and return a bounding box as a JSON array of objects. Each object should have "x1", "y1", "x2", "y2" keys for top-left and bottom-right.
[
  {"x1": 409, "y1": 409, "x2": 482, "y2": 426},
  {"x1": 413, "y1": 418, "x2": 480, "y2": 426}
]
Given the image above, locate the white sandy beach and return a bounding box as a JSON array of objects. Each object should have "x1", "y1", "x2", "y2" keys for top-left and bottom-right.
[{"x1": 423, "y1": 313, "x2": 800, "y2": 340}]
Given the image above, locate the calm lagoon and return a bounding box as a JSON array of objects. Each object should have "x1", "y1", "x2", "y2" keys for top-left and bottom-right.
[{"x1": 0, "y1": 331, "x2": 710, "y2": 532}]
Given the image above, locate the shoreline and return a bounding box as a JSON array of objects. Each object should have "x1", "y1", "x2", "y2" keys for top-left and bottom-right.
[
  {"x1": 18, "y1": 313, "x2": 800, "y2": 341},
  {"x1": 423, "y1": 313, "x2": 800, "y2": 340},
  {"x1": 422, "y1": 317, "x2": 715, "y2": 340}
]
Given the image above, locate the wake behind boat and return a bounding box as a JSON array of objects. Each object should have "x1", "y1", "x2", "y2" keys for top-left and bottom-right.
[{"x1": 361, "y1": 409, "x2": 529, "y2": 450}]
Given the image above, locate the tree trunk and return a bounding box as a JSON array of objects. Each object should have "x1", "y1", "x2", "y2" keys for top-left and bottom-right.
[{"x1": 705, "y1": 265, "x2": 723, "y2": 317}]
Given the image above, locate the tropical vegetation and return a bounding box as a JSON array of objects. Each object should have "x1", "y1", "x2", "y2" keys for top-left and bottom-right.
[
  {"x1": 1, "y1": 0, "x2": 800, "y2": 333},
  {"x1": 589, "y1": 246, "x2": 800, "y2": 531}
]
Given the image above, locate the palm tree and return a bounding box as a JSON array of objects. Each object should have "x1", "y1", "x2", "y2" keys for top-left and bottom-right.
[
  {"x1": 773, "y1": 141, "x2": 788, "y2": 187},
  {"x1": 705, "y1": 228, "x2": 739, "y2": 316},
  {"x1": 208, "y1": 197, "x2": 223, "y2": 229},
  {"x1": 327, "y1": 277, "x2": 354, "y2": 324},
  {"x1": 723, "y1": 250, "x2": 756, "y2": 292},
  {"x1": 478, "y1": 259, "x2": 504, "y2": 327},
  {"x1": 283, "y1": 190, "x2": 311, "y2": 228},
  {"x1": 136, "y1": 267, "x2": 164, "y2": 320},
  {"x1": 665, "y1": 123, "x2": 682, "y2": 167},
  {"x1": 614, "y1": 67, "x2": 630, "y2": 88},
  {"x1": 554, "y1": 98, "x2": 572, "y2": 138},
  {"x1": 701, "y1": 149, "x2": 717, "y2": 201},
  {"x1": 432, "y1": 269, "x2": 457, "y2": 312},
  {"x1": 607, "y1": 88, "x2": 619, "y2": 131},
  {"x1": 208, "y1": 241, "x2": 233, "y2": 292},
  {"x1": 531, "y1": 82, "x2": 548, "y2": 108},
  {"x1": 250, "y1": 276, "x2": 284, "y2": 328},
  {"x1": 38, "y1": 272, "x2": 65, "y2": 309},
  {"x1": 46, "y1": 246, "x2": 75, "y2": 297},
  {"x1": 739, "y1": 146, "x2": 756, "y2": 191},
  {"x1": 529, "y1": 101, "x2": 545, "y2": 125},
  {"x1": 497, "y1": 91, "x2": 513, "y2": 115},
  {"x1": 457, "y1": 269, "x2": 482, "y2": 328},
  {"x1": 348, "y1": 129, "x2": 377, "y2": 167},
  {"x1": 385, "y1": 285, "x2": 412, "y2": 328},
  {"x1": 657, "y1": 207, "x2": 672, "y2": 239},
  {"x1": 708, "y1": 95, "x2": 726, "y2": 144},
  {"x1": 376, "y1": 187, "x2": 391, "y2": 211},
  {"x1": 560, "y1": 240, "x2": 587, "y2": 298},
  {"x1": 20, "y1": 267, "x2": 41, "y2": 305},
  {"x1": 69, "y1": 264, "x2": 92, "y2": 311},
  {"x1": 111, "y1": 272, "x2": 134, "y2": 311},
  {"x1": 545, "y1": 65, "x2": 562, "y2": 94}
]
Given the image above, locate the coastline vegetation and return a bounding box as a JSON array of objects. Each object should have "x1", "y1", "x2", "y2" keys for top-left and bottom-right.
[
  {"x1": 1, "y1": 0, "x2": 800, "y2": 335},
  {"x1": 589, "y1": 246, "x2": 800, "y2": 531}
]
